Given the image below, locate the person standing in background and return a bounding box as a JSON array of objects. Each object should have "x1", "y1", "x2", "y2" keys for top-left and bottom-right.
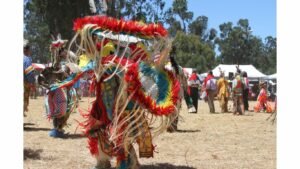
[
  {"x1": 203, "y1": 71, "x2": 216, "y2": 113},
  {"x1": 188, "y1": 69, "x2": 201, "y2": 113},
  {"x1": 242, "y1": 71, "x2": 249, "y2": 111},
  {"x1": 23, "y1": 40, "x2": 35, "y2": 117}
]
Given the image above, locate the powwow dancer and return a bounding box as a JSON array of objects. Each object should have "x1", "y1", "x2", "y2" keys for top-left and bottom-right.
[
  {"x1": 49, "y1": 16, "x2": 180, "y2": 168},
  {"x1": 232, "y1": 67, "x2": 245, "y2": 115},
  {"x1": 254, "y1": 81, "x2": 273, "y2": 113},
  {"x1": 38, "y1": 35, "x2": 78, "y2": 138},
  {"x1": 168, "y1": 52, "x2": 195, "y2": 114},
  {"x1": 166, "y1": 46, "x2": 193, "y2": 132},
  {"x1": 184, "y1": 87, "x2": 197, "y2": 113},
  {"x1": 217, "y1": 69, "x2": 229, "y2": 113}
]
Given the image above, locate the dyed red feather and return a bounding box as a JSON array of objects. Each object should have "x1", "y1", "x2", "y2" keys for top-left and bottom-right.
[
  {"x1": 73, "y1": 15, "x2": 168, "y2": 38},
  {"x1": 124, "y1": 63, "x2": 180, "y2": 116},
  {"x1": 88, "y1": 136, "x2": 99, "y2": 156}
]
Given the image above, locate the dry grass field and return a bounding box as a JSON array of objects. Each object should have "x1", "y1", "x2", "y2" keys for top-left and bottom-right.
[{"x1": 24, "y1": 97, "x2": 276, "y2": 169}]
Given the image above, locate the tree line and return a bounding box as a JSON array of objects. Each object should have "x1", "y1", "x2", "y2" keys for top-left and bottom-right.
[{"x1": 24, "y1": 0, "x2": 276, "y2": 74}]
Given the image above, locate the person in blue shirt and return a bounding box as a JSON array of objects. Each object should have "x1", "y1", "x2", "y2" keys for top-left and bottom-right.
[{"x1": 24, "y1": 40, "x2": 35, "y2": 116}]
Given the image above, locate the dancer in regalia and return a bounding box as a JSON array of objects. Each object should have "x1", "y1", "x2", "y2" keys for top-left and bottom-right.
[
  {"x1": 217, "y1": 70, "x2": 229, "y2": 113},
  {"x1": 47, "y1": 16, "x2": 180, "y2": 168},
  {"x1": 38, "y1": 35, "x2": 78, "y2": 138}
]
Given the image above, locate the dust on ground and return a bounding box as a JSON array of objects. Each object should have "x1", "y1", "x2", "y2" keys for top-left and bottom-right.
[{"x1": 24, "y1": 97, "x2": 276, "y2": 169}]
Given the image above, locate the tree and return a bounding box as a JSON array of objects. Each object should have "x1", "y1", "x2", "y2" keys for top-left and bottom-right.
[
  {"x1": 188, "y1": 15, "x2": 208, "y2": 38},
  {"x1": 219, "y1": 22, "x2": 233, "y2": 38},
  {"x1": 24, "y1": 0, "x2": 91, "y2": 63},
  {"x1": 41, "y1": 0, "x2": 90, "y2": 39},
  {"x1": 215, "y1": 19, "x2": 276, "y2": 75},
  {"x1": 122, "y1": 0, "x2": 166, "y2": 23},
  {"x1": 216, "y1": 19, "x2": 260, "y2": 64},
  {"x1": 206, "y1": 28, "x2": 217, "y2": 49},
  {"x1": 163, "y1": 8, "x2": 182, "y2": 37},
  {"x1": 24, "y1": 0, "x2": 276, "y2": 74},
  {"x1": 262, "y1": 36, "x2": 277, "y2": 74},
  {"x1": 208, "y1": 28, "x2": 217, "y2": 41},
  {"x1": 172, "y1": 0, "x2": 193, "y2": 33},
  {"x1": 146, "y1": 0, "x2": 166, "y2": 23},
  {"x1": 106, "y1": 0, "x2": 126, "y2": 18},
  {"x1": 24, "y1": 0, "x2": 51, "y2": 63},
  {"x1": 172, "y1": 31, "x2": 216, "y2": 72}
]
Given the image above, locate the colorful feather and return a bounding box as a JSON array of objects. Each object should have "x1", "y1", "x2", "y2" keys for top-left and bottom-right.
[
  {"x1": 73, "y1": 15, "x2": 168, "y2": 39},
  {"x1": 125, "y1": 62, "x2": 180, "y2": 116}
]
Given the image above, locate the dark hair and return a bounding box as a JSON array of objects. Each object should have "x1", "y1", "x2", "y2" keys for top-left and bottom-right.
[
  {"x1": 209, "y1": 70, "x2": 213, "y2": 75},
  {"x1": 171, "y1": 46, "x2": 176, "y2": 54},
  {"x1": 228, "y1": 72, "x2": 234, "y2": 80},
  {"x1": 24, "y1": 44, "x2": 30, "y2": 51},
  {"x1": 242, "y1": 71, "x2": 248, "y2": 77},
  {"x1": 58, "y1": 47, "x2": 65, "y2": 55},
  {"x1": 170, "y1": 55, "x2": 179, "y2": 75}
]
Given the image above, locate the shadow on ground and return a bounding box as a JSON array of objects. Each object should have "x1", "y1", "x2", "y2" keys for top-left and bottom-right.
[
  {"x1": 140, "y1": 163, "x2": 196, "y2": 169},
  {"x1": 176, "y1": 129, "x2": 201, "y2": 133},
  {"x1": 24, "y1": 148, "x2": 43, "y2": 160},
  {"x1": 24, "y1": 126, "x2": 50, "y2": 131},
  {"x1": 64, "y1": 133, "x2": 85, "y2": 139},
  {"x1": 24, "y1": 123, "x2": 35, "y2": 126}
]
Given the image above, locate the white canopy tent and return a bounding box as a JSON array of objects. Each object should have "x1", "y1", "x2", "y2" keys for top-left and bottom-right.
[
  {"x1": 263, "y1": 73, "x2": 277, "y2": 87},
  {"x1": 266, "y1": 73, "x2": 277, "y2": 79},
  {"x1": 200, "y1": 64, "x2": 267, "y2": 81}
]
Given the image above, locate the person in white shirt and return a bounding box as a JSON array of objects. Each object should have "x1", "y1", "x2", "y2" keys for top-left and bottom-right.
[{"x1": 203, "y1": 71, "x2": 217, "y2": 113}]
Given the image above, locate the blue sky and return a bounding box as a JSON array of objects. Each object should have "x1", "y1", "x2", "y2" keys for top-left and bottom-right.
[{"x1": 165, "y1": 0, "x2": 276, "y2": 40}]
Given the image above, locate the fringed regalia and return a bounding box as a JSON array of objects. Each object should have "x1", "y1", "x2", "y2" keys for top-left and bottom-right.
[
  {"x1": 38, "y1": 36, "x2": 78, "y2": 138},
  {"x1": 49, "y1": 16, "x2": 180, "y2": 169}
]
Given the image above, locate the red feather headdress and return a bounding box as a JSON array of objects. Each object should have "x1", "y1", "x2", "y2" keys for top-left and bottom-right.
[{"x1": 73, "y1": 15, "x2": 168, "y2": 39}]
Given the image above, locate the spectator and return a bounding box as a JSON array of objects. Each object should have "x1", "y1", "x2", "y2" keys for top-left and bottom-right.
[
  {"x1": 242, "y1": 71, "x2": 250, "y2": 111},
  {"x1": 188, "y1": 69, "x2": 201, "y2": 113},
  {"x1": 203, "y1": 71, "x2": 217, "y2": 113},
  {"x1": 23, "y1": 40, "x2": 35, "y2": 116}
]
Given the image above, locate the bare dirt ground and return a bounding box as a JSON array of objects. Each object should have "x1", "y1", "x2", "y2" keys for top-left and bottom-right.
[{"x1": 24, "y1": 97, "x2": 276, "y2": 169}]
